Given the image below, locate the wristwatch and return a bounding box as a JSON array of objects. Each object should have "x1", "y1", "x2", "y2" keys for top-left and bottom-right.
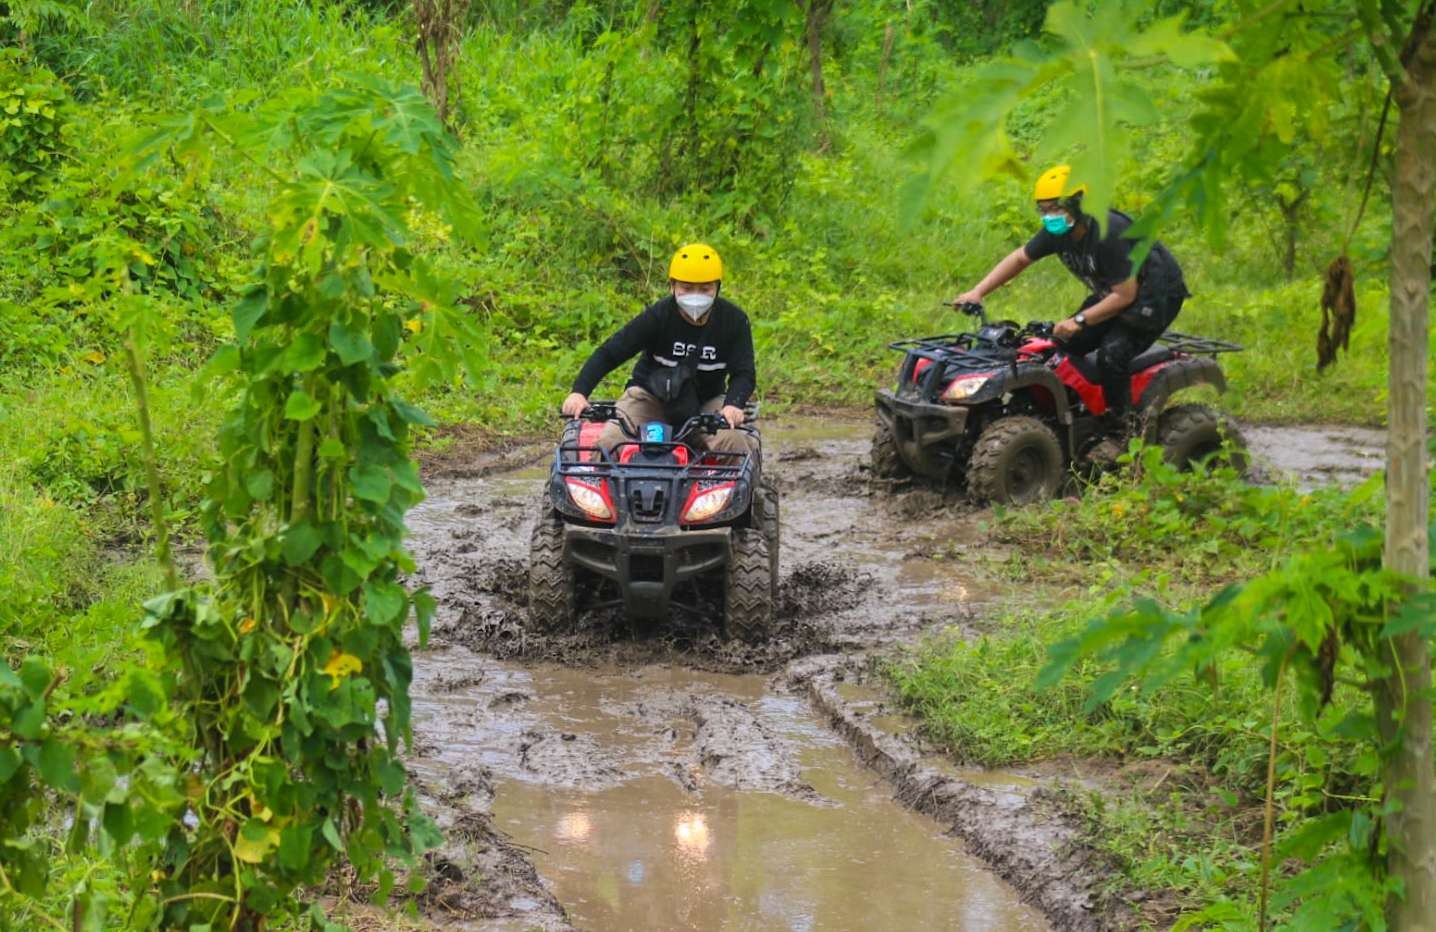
[{"x1": 1074, "y1": 311, "x2": 1089, "y2": 329}]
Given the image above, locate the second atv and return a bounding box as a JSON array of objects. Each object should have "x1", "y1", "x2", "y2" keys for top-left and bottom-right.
[
  {"x1": 873, "y1": 302, "x2": 1246, "y2": 503},
  {"x1": 527, "y1": 404, "x2": 779, "y2": 641}
]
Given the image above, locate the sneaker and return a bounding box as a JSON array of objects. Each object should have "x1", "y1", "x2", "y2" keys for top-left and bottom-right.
[{"x1": 1085, "y1": 436, "x2": 1125, "y2": 466}]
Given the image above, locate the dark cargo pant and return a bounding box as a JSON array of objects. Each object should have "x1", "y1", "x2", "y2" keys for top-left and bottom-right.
[{"x1": 1064, "y1": 292, "x2": 1184, "y2": 415}]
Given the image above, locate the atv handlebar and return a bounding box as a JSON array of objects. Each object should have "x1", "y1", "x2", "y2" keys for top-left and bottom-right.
[
  {"x1": 560, "y1": 405, "x2": 743, "y2": 441},
  {"x1": 944, "y1": 300, "x2": 988, "y2": 323}
]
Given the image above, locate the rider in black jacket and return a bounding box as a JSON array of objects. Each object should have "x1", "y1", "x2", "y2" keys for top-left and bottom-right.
[{"x1": 562, "y1": 244, "x2": 757, "y2": 455}]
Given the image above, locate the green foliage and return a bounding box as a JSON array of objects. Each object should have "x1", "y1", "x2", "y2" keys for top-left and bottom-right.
[
  {"x1": 1, "y1": 73, "x2": 483, "y2": 927},
  {"x1": 0, "y1": 0, "x2": 1423, "y2": 923},
  {"x1": 995, "y1": 444, "x2": 1383, "y2": 584},
  {"x1": 126, "y1": 75, "x2": 482, "y2": 926},
  {"x1": 891, "y1": 452, "x2": 1405, "y2": 923},
  {"x1": 0, "y1": 50, "x2": 69, "y2": 200},
  {"x1": 906, "y1": 0, "x2": 1234, "y2": 238}
]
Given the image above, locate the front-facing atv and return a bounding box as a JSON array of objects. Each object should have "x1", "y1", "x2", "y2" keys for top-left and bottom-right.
[
  {"x1": 873, "y1": 303, "x2": 1246, "y2": 504},
  {"x1": 527, "y1": 404, "x2": 779, "y2": 642}
]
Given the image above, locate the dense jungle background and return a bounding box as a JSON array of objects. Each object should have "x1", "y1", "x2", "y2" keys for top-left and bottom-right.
[{"x1": 3, "y1": 0, "x2": 1435, "y2": 928}]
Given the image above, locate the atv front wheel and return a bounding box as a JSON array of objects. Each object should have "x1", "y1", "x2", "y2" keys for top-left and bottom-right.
[
  {"x1": 527, "y1": 508, "x2": 576, "y2": 632},
  {"x1": 968, "y1": 416, "x2": 1064, "y2": 505},
  {"x1": 725, "y1": 528, "x2": 775, "y2": 644},
  {"x1": 870, "y1": 419, "x2": 911, "y2": 479},
  {"x1": 756, "y1": 480, "x2": 781, "y2": 604},
  {"x1": 1157, "y1": 403, "x2": 1248, "y2": 473}
]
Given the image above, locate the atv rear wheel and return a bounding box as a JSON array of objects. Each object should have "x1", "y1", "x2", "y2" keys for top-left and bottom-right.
[
  {"x1": 725, "y1": 528, "x2": 775, "y2": 644},
  {"x1": 1157, "y1": 403, "x2": 1248, "y2": 473},
  {"x1": 968, "y1": 416, "x2": 1064, "y2": 505},
  {"x1": 527, "y1": 508, "x2": 576, "y2": 632},
  {"x1": 870, "y1": 419, "x2": 911, "y2": 479}
]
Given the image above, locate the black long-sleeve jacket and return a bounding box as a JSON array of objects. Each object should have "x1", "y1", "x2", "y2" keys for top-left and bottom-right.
[{"x1": 571, "y1": 295, "x2": 757, "y2": 408}]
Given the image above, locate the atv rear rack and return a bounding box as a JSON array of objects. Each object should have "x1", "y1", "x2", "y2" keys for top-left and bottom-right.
[{"x1": 1154, "y1": 332, "x2": 1243, "y2": 355}]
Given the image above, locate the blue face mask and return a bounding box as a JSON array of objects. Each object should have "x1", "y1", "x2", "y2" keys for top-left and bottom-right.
[{"x1": 1042, "y1": 212, "x2": 1072, "y2": 236}]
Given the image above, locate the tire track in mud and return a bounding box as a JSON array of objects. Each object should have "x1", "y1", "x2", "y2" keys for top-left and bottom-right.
[{"x1": 400, "y1": 417, "x2": 1383, "y2": 930}]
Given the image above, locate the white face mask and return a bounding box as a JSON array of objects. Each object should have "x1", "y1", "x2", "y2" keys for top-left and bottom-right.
[{"x1": 676, "y1": 293, "x2": 715, "y2": 322}]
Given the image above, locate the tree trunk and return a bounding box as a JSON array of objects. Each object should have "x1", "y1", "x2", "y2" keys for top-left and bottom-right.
[
  {"x1": 1379, "y1": 10, "x2": 1436, "y2": 928},
  {"x1": 876, "y1": 20, "x2": 896, "y2": 107},
  {"x1": 805, "y1": 0, "x2": 834, "y2": 141}
]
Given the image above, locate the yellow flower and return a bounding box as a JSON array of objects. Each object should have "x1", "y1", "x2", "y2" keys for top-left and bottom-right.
[
  {"x1": 322, "y1": 651, "x2": 362, "y2": 689},
  {"x1": 1111, "y1": 502, "x2": 1127, "y2": 518},
  {"x1": 239, "y1": 617, "x2": 257, "y2": 635},
  {"x1": 404, "y1": 318, "x2": 423, "y2": 334},
  {"x1": 82, "y1": 350, "x2": 106, "y2": 365}
]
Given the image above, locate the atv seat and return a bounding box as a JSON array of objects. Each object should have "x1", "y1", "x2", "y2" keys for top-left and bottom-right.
[
  {"x1": 1127, "y1": 346, "x2": 1175, "y2": 373},
  {"x1": 1069, "y1": 346, "x2": 1177, "y2": 383}
]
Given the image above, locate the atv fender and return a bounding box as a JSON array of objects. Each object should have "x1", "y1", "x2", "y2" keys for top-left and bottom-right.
[
  {"x1": 1137, "y1": 356, "x2": 1227, "y2": 412},
  {"x1": 994, "y1": 367, "x2": 1075, "y2": 425}
]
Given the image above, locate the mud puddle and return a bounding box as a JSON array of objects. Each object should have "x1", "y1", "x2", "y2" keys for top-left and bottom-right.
[
  {"x1": 401, "y1": 415, "x2": 1382, "y2": 929},
  {"x1": 408, "y1": 417, "x2": 999, "y2": 673},
  {"x1": 409, "y1": 652, "x2": 1048, "y2": 931},
  {"x1": 1244, "y1": 424, "x2": 1385, "y2": 488}
]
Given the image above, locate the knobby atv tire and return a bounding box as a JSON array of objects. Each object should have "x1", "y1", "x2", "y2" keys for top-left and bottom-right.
[
  {"x1": 968, "y1": 416, "x2": 1064, "y2": 505},
  {"x1": 870, "y1": 419, "x2": 911, "y2": 479},
  {"x1": 1157, "y1": 403, "x2": 1248, "y2": 473},
  {"x1": 725, "y1": 528, "x2": 775, "y2": 644},
  {"x1": 756, "y1": 480, "x2": 781, "y2": 603},
  {"x1": 527, "y1": 509, "x2": 576, "y2": 633}
]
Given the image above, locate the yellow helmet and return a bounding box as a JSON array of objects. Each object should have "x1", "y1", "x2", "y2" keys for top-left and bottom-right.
[
  {"x1": 668, "y1": 243, "x2": 723, "y2": 283},
  {"x1": 1033, "y1": 165, "x2": 1087, "y2": 201}
]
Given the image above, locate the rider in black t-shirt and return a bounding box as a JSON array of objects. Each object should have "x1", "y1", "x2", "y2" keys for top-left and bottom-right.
[{"x1": 953, "y1": 165, "x2": 1189, "y2": 442}]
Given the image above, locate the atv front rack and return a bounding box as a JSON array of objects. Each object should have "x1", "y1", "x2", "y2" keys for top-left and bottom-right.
[{"x1": 555, "y1": 442, "x2": 748, "y2": 480}]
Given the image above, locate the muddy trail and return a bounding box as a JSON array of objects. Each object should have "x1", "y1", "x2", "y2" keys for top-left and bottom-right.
[{"x1": 401, "y1": 418, "x2": 1382, "y2": 931}]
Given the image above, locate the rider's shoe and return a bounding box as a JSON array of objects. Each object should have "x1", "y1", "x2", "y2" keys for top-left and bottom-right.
[{"x1": 1083, "y1": 410, "x2": 1141, "y2": 467}]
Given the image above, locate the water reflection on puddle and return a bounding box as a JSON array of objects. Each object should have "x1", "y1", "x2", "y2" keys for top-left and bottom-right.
[{"x1": 467, "y1": 666, "x2": 1048, "y2": 931}]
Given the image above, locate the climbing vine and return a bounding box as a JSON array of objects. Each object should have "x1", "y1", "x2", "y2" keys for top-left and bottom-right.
[{"x1": 0, "y1": 75, "x2": 487, "y2": 928}]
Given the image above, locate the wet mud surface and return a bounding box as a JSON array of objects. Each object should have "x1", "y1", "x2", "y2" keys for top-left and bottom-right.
[
  {"x1": 402, "y1": 416, "x2": 1383, "y2": 930},
  {"x1": 1244, "y1": 424, "x2": 1385, "y2": 488}
]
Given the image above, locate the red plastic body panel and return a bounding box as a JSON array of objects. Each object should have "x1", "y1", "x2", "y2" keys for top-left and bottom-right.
[
  {"x1": 1054, "y1": 356, "x2": 1107, "y2": 415},
  {"x1": 618, "y1": 442, "x2": 690, "y2": 465},
  {"x1": 1131, "y1": 361, "x2": 1173, "y2": 405},
  {"x1": 578, "y1": 421, "x2": 606, "y2": 462}
]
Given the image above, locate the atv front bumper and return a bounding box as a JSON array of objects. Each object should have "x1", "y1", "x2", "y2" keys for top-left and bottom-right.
[
  {"x1": 564, "y1": 524, "x2": 732, "y2": 620},
  {"x1": 875, "y1": 388, "x2": 970, "y2": 480}
]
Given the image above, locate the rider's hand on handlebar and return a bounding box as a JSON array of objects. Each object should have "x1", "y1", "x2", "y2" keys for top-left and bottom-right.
[
  {"x1": 952, "y1": 289, "x2": 984, "y2": 307},
  {"x1": 1052, "y1": 318, "x2": 1081, "y2": 342},
  {"x1": 720, "y1": 405, "x2": 745, "y2": 429},
  {"x1": 561, "y1": 392, "x2": 590, "y2": 418}
]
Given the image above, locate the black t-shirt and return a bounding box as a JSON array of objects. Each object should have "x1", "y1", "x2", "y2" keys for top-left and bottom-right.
[
  {"x1": 571, "y1": 295, "x2": 757, "y2": 408},
  {"x1": 1024, "y1": 209, "x2": 1187, "y2": 299}
]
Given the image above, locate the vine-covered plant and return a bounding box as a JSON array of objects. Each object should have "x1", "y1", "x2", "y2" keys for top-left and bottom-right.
[
  {"x1": 0, "y1": 76, "x2": 486, "y2": 928},
  {"x1": 134, "y1": 75, "x2": 486, "y2": 927}
]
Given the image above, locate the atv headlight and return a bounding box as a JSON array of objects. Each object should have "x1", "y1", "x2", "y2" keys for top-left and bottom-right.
[
  {"x1": 564, "y1": 478, "x2": 614, "y2": 521},
  {"x1": 941, "y1": 375, "x2": 991, "y2": 402},
  {"x1": 682, "y1": 481, "x2": 735, "y2": 524}
]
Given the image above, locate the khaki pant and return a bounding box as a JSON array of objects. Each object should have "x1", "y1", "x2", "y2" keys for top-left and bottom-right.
[{"x1": 598, "y1": 386, "x2": 757, "y2": 457}]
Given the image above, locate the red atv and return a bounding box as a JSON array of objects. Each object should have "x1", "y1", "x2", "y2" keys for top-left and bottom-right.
[{"x1": 873, "y1": 303, "x2": 1246, "y2": 504}]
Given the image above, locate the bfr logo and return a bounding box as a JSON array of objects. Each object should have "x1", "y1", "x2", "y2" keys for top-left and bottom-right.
[{"x1": 671, "y1": 342, "x2": 718, "y2": 360}]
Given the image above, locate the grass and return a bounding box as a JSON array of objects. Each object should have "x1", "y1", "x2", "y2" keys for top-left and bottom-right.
[{"x1": 885, "y1": 456, "x2": 1391, "y2": 923}]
